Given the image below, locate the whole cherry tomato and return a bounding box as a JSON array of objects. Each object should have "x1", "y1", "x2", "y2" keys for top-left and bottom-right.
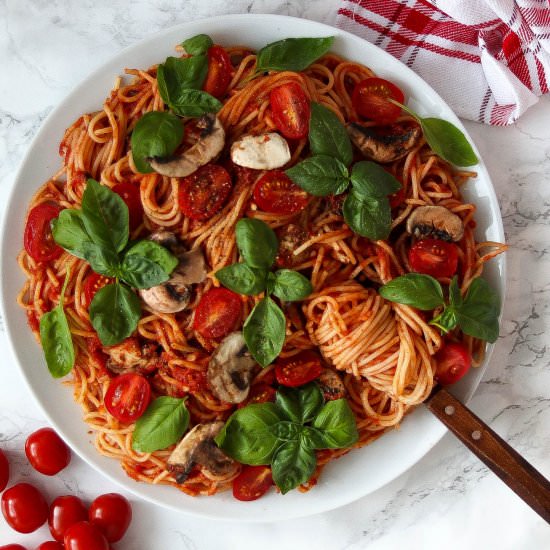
[
  {"x1": 89, "y1": 493, "x2": 132, "y2": 543},
  {"x1": 352, "y1": 77, "x2": 405, "y2": 124},
  {"x1": 48, "y1": 495, "x2": 88, "y2": 542},
  {"x1": 36, "y1": 543, "x2": 64, "y2": 550},
  {"x1": 193, "y1": 288, "x2": 242, "y2": 339},
  {"x1": 275, "y1": 350, "x2": 323, "y2": 387},
  {"x1": 23, "y1": 203, "x2": 63, "y2": 263},
  {"x1": 1, "y1": 482, "x2": 48, "y2": 533},
  {"x1": 434, "y1": 343, "x2": 472, "y2": 385},
  {"x1": 270, "y1": 82, "x2": 310, "y2": 140},
  {"x1": 232, "y1": 465, "x2": 273, "y2": 501},
  {"x1": 408, "y1": 238, "x2": 459, "y2": 278},
  {"x1": 253, "y1": 170, "x2": 309, "y2": 215},
  {"x1": 25, "y1": 427, "x2": 71, "y2": 476},
  {"x1": 112, "y1": 182, "x2": 144, "y2": 231},
  {"x1": 0, "y1": 449, "x2": 9, "y2": 491},
  {"x1": 104, "y1": 373, "x2": 151, "y2": 423},
  {"x1": 0, "y1": 545, "x2": 28, "y2": 550},
  {"x1": 64, "y1": 521, "x2": 109, "y2": 550},
  {"x1": 203, "y1": 45, "x2": 233, "y2": 99},
  {"x1": 83, "y1": 273, "x2": 114, "y2": 309}
]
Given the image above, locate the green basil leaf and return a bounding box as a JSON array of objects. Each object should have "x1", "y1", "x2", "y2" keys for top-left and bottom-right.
[
  {"x1": 312, "y1": 398, "x2": 359, "y2": 449},
  {"x1": 265, "y1": 271, "x2": 277, "y2": 296},
  {"x1": 166, "y1": 89, "x2": 223, "y2": 118},
  {"x1": 131, "y1": 111, "x2": 184, "y2": 173},
  {"x1": 180, "y1": 34, "x2": 213, "y2": 55},
  {"x1": 379, "y1": 273, "x2": 445, "y2": 310},
  {"x1": 132, "y1": 396, "x2": 190, "y2": 453},
  {"x1": 89, "y1": 282, "x2": 141, "y2": 346},
  {"x1": 342, "y1": 191, "x2": 391, "y2": 239},
  {"x1": 216, "y1": 263, "x2": 267, "y2": 296},
  {"x1": 269, "y1": 421, "x2": 302, "y2": 442},
  {"x1": 215, "y1": 402, "x2": 284, "y2": 465},
  {"x1": 350, "y1": 161, "x2": 401, "y2": 198},
  {"x1": 275, "y1": 383, "x2": 324, "y2": 424},
  {"x1": 420, "y1": 117, "x2": 478, "y2": 167},
  {"x1": 449, "y1": 276, "x2": 463, "y2": 308},
  {"x1": 301, "y1": 426, "x2": 327, "y2": 449},
  {"x1": 256, "y1": 36, "x2": 334, "y2": 72},
  {"x1": 309, "y1": 103, "x2": 353, "y2": 166},
  {"x1": 271, "y1": 269, "x2": 313, "y2": 302},
  {"x1": 157, "y1": 55, "x2": 208, "y2": 105},
  {"x1": 286, "y1": 155, "x2": 349, "y2": 197},
  {"x1": 235, "y1": 218, "x2": 278, "y2": 269},
  {"x1": 243, "y1": 297, "x2": 286, "y2": 367},
  {"x1": 39, "y1": 270, "x2": 75, "y2": 378},
  {"x1": 271, "y1": 438, "x2": 317, "y2": 494},
  {"x1": 430, "y1": 305, "x2": 459, "y2": 334}
]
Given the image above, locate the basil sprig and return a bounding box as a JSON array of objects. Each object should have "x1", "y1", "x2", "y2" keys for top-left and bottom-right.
[
  {"x1": 52, "y1": 178, "x2": 178, "y2": 346},
  {"x1": 379, "y1": 274, "x2": 500, "y2": 342},
  {"x1": 215, "y1": 383, "x2": 358, "y2": 494},
  {"x1": 215, "y1": 218, "x2": 313, "y2": 366},
  {"x1": 39, "y1": 268, "x2": 75, "y2": 378},
  {"x1": 180, "y1": 33, "x2": 213, "y2": 56},
  {"x1": 132, "y1": 396, "x2": 190, "y2": 453}
]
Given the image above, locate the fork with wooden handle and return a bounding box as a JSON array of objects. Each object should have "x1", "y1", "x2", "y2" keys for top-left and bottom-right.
[{"x1": 426, "y1": 387, "x2": 550, "y2": 524}]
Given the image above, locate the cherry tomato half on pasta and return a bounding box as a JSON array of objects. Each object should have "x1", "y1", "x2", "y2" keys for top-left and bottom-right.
[
  {"x1": 253, "y1": 170, "x2": 309, "y2": 215},
  {"x1": 352, "y1": 77, "x2": 404, "y2": 124},
  {"x1": 48, "y1": 495, "x2": 88, "y2": 542},
  {"x1": 64, "y1": 521, "x2": 109, "y2": 550},
  {"x1": 83, "y1": 273, "x2": 114, "y2": 309},
  {"x1": 112, "y1": 182, "x2": 144, "y2": 231},
  {"x1": 232, "y1": 465, "x2": 273, "y2": 501},
  {"x1": 104, "y1": 373, "x2": 151, "y2": 423},
  {"x1": 23, "y1": 202, "x2": 63, "y2": 263},
  {"x1": 275, "y1": 350, "x2": 323, "y2": 387},
  {"x1": 1, "y1": 482, "x2": 49, "y2": 533},
  {"x1": 434, "y1": 343, "x2": 471, "y2": 385},
  {"x1": 203, "y1": 45, "x2": 233, "y2": 99},
  {"x1": 25, "y1": 427, "x2": 71, "y2": 476},
  {"x1": 89, "y1": 493, "x2": 132, "y2": 543},
  {"x1": 193, "y1": 288, "x2": 242, "y2": 339},
  {"x1": 270, "y1": 82, "x2": 311, "y2": 140},
  {"x1": 237, "y1": 383, "x2": 276, "y2": 409},
  {"x1": 408, "y1": 238, "x2": 459, "y2": 278}
]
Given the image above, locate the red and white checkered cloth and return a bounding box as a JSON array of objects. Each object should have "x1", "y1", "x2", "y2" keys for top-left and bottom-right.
[{"x1": 336, "y1": 0, "x2": 550, "y2": 125}]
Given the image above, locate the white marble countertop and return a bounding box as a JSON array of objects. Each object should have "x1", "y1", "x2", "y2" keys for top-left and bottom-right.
[{"x1": 1, "y1": 1, "x2": 549, "y2": 548}]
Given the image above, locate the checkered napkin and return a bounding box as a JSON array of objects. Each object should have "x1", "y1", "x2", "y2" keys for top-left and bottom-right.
[{"x1": 336, "y1": 0, "x2": 550, "y2": 125}]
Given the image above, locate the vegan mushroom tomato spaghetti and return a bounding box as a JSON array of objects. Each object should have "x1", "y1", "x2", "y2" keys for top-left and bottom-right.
[{"x1": 17, "y1": 34, "x2": 506, "y2": 499}]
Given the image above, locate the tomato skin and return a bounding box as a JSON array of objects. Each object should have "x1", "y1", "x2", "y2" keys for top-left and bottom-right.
[
  {"x1": 178, "y1": 164, "x2": 232, "y2": 221},
  {"x1": 48, "y1": 495, "x2": 88, "y2": 542},
  {"x1": 1, "y1": 483, "x2": 49, "y2": 533},
  {"x1": 389, "y1": 185, "x2": 406, "y2": 209},
  {"x1": 193, "y1": 288, "x2": 242, "y2": 339},
  {"x1": 204, "y1": 45, "x2": 232, "y2": 99},
  {"x1": 89, "y1": 493, "x2": 132, "y2": 543},
  {"x1": 112, "y1": 183, "x2": 144, "y2": 231},
  {"x1": 237, "y1": 383, "x2": 276, "y2": 409},
  {"x1": 408, "y1": 238, "x2": 459, "y2": 278},
  {"x1": 253, "y1": 170, "x2": 309, "y2": 215},
  {"x1": 0, "y1": 449, "x2": 9, "y2": 491},
  {"x1": 232, "y1": 465, "x2": 273, "y2": 501},
  {"x1": 270, "y1": 82, "x2": 311, "y2": 140},
  {"x1": 24, "y1": 203, "x2": 63, "y2": 263},
  {"x1": 25, "y1": 428, "x2": 71, "y2": 476},
  {"x1": 36, "y1": 543, "x2": 64, "y2": 550},
  {"x1": 275, "y1": 350, "x2": 323, "y2": 387},
  {"x1": 83, "y1": 273, "x2": 114, "y2": 309},
  {"x1": 352, "y1": 77, "x2": 404, "y2": 124},
  {"x1": 0, "y1": 545, "x2": 28, "y2": 550},
  {"x1": 104, "y1": 373, "x2": 151, "y2": 423},
  {"x1": 64, "y1": 521, "x2": 109, "y2": 550},
  {"x1": 434, "y1": 343, "x2": 471, "y2": 385}
]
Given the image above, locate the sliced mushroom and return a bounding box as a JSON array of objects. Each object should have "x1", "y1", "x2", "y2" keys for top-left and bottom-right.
[
  {"x1": 347, "y1": 120, "x2": 421, "y2": 163},
  {"x1": 166, "y1": 421, "x2": 238, "y2": 484},
  {"x1": 147, "y1": 114, "x2": 225, "y2": 178},
  {"x1": 406, "y1": 205, "x2": 464, "y2": 242},
  {"x1": 207, "y1": 332, "x2": 257, "y2": 404},
  {"x1": 230, "y1": 132, "x2": 291, "y2": 170},
  {"x1": 317, "y1": 368, "x2": 347, "y2": 401},
  {"x1": 139, "y1": 231, "x2": 207, "y2": 314}
]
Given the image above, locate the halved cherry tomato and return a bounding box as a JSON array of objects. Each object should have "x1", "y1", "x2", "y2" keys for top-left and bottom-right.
[
  {"x1": 64, "y1": 521, "x2": 109, "y2": 550},
  {"x1": 25, "y1": 427, "x2": 71, "y2": 476},
  {"x1": 434, "y1": 343, "x2": 471, "y2": 385},
  {"x1": 270, "y1": 82, "x2": 311, "y2": 140},
  {"x1": 83, "y1": 273, "x2": 114, "y2": 309},
  {"x1": 104, "y1": 373, "x2": 151, "y2": 423},
  {"x1": 275, "y1": 350, "x2": 322, "y2": 387},
  {"x1": 238, "y1": 384, "x2": 276, "y2": 409},
  {"x1": 253, "y1": 170, "x2": 309, "y2": 215},
  {"x1": 0, "y1": 449, "x2": 9, "y2": 491},
  {"x1": 193, "y1": 288, "x2": 241, "y2": 339},
  {"x1": 48, "y1": 496, "x2": 88, "y2": 542},
  {"x1": 89, "y1": 493, "x2": 132, "y2": 543},
  {"x1": 352, "y1": 77, "x2": 404, "y2": 124},
  {"x1": 203, "y1": 45, "x2": 232, "y2": 99},
  {"x1": 178, "y1": 164, "x2": 232, "y2": 221},
  {"x1": 24, "y1": 203, "x2": 63, "y2": 263},
  {"x1": 112, "y1": 182, "x2": 144, "y2": 231},
  {"x1": 37, "y1": 542, "x2": 64, "y2": 550},
  {"x1": 408, "y1": 238, "x2": 459, "y2": 278},
  {"x1": 232, "y1": 465, "x2": 273, "y2": 501},
  {"x1": 1, "y1": 482, "x2": 48, "y2": 533}
]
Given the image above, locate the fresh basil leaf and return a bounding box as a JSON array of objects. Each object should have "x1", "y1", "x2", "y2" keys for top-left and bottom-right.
[
  {"x1": 215, "y1": 402, "x2": 284, "y2": 465},
  {"x1": 166, "y1": 89, "x2": 223, "y2": 117},
  {"x1": 269, "y1": 421, "x2": 302, "y2": 442},
  {"x1": 256, "y1": 36, "x2": 334, "y2": 72},
  {"x1": 132, "y1": 396, "x2": 190, "y2": 453},
  {"x1": 235, "y1": 218, "x2": 278, "y2": 269},
  {"x1": 301, "y1": 426, "x2": 327, "y2": 449},
  {"x1": 379, "y1": 273, "x2": 444, "y2": 310},
  {"x1": 39, "y1": 270, "x2": 75, "y2": 378},
  {"x1": 350, "y1": 161, "x2": 401, "y2": 199},
  {"x1": 131, "y1": 111, "x2": 184, "y2": 173},
  {"x1": 216, "y1": 263, "x2": 267, "y2": 296},
  {"x1": 275, "y1": 383, "x2": 324, "y2": 424},
  {"x1": 271, "y1": 269, "x2": 312, "y2": 302},
  {"x1": 181, "y1": 34, "x2": 213, "y2": 55},
  {"x1": 265, "y1": 271, "x2": 277, "y2": 296},
  {"x1": 286, "y1": 155, "x2": 349, "y2": 197},
  {"x1": 309, "y1": 103, "x2": 353, "y2": 166},
  {"x1": 271, "y1": 438, "x2": 317, "y2": 494},
  {"x1": 157, "y1": 55, "x2": 208, "y2": 105},
  {"x1": 243, "y1": 297, "x2": 286, "y2": 367},
  {"x1": 89, "y1": 282, "x2": 141, "y2": 346},
  {"x1": 430, "y1": 306, "x2": 459, "y2": 334},
  {"x1": 449, "y1": 276, "x2": 463, "y2": 308},
  {"x1": 312, "y1": 398, "x2": 359, "y2": 449},
  {"x1": 342, "y1": 191, "x2": 391, "y2": 240}
]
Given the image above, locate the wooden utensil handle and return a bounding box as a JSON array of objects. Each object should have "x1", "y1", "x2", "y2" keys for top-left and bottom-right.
[{"x1": 426, "y1": 387, "x2": 550, "y2": 523}]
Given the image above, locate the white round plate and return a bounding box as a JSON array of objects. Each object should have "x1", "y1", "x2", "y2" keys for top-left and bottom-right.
[{"x1": 0, "y1": 14, "x2": 505, "y2": 521}]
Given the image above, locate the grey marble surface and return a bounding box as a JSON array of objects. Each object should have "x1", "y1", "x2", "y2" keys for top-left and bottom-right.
[{"x1": 1, "y1": 1, "x2": 549, "y2": 548}]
